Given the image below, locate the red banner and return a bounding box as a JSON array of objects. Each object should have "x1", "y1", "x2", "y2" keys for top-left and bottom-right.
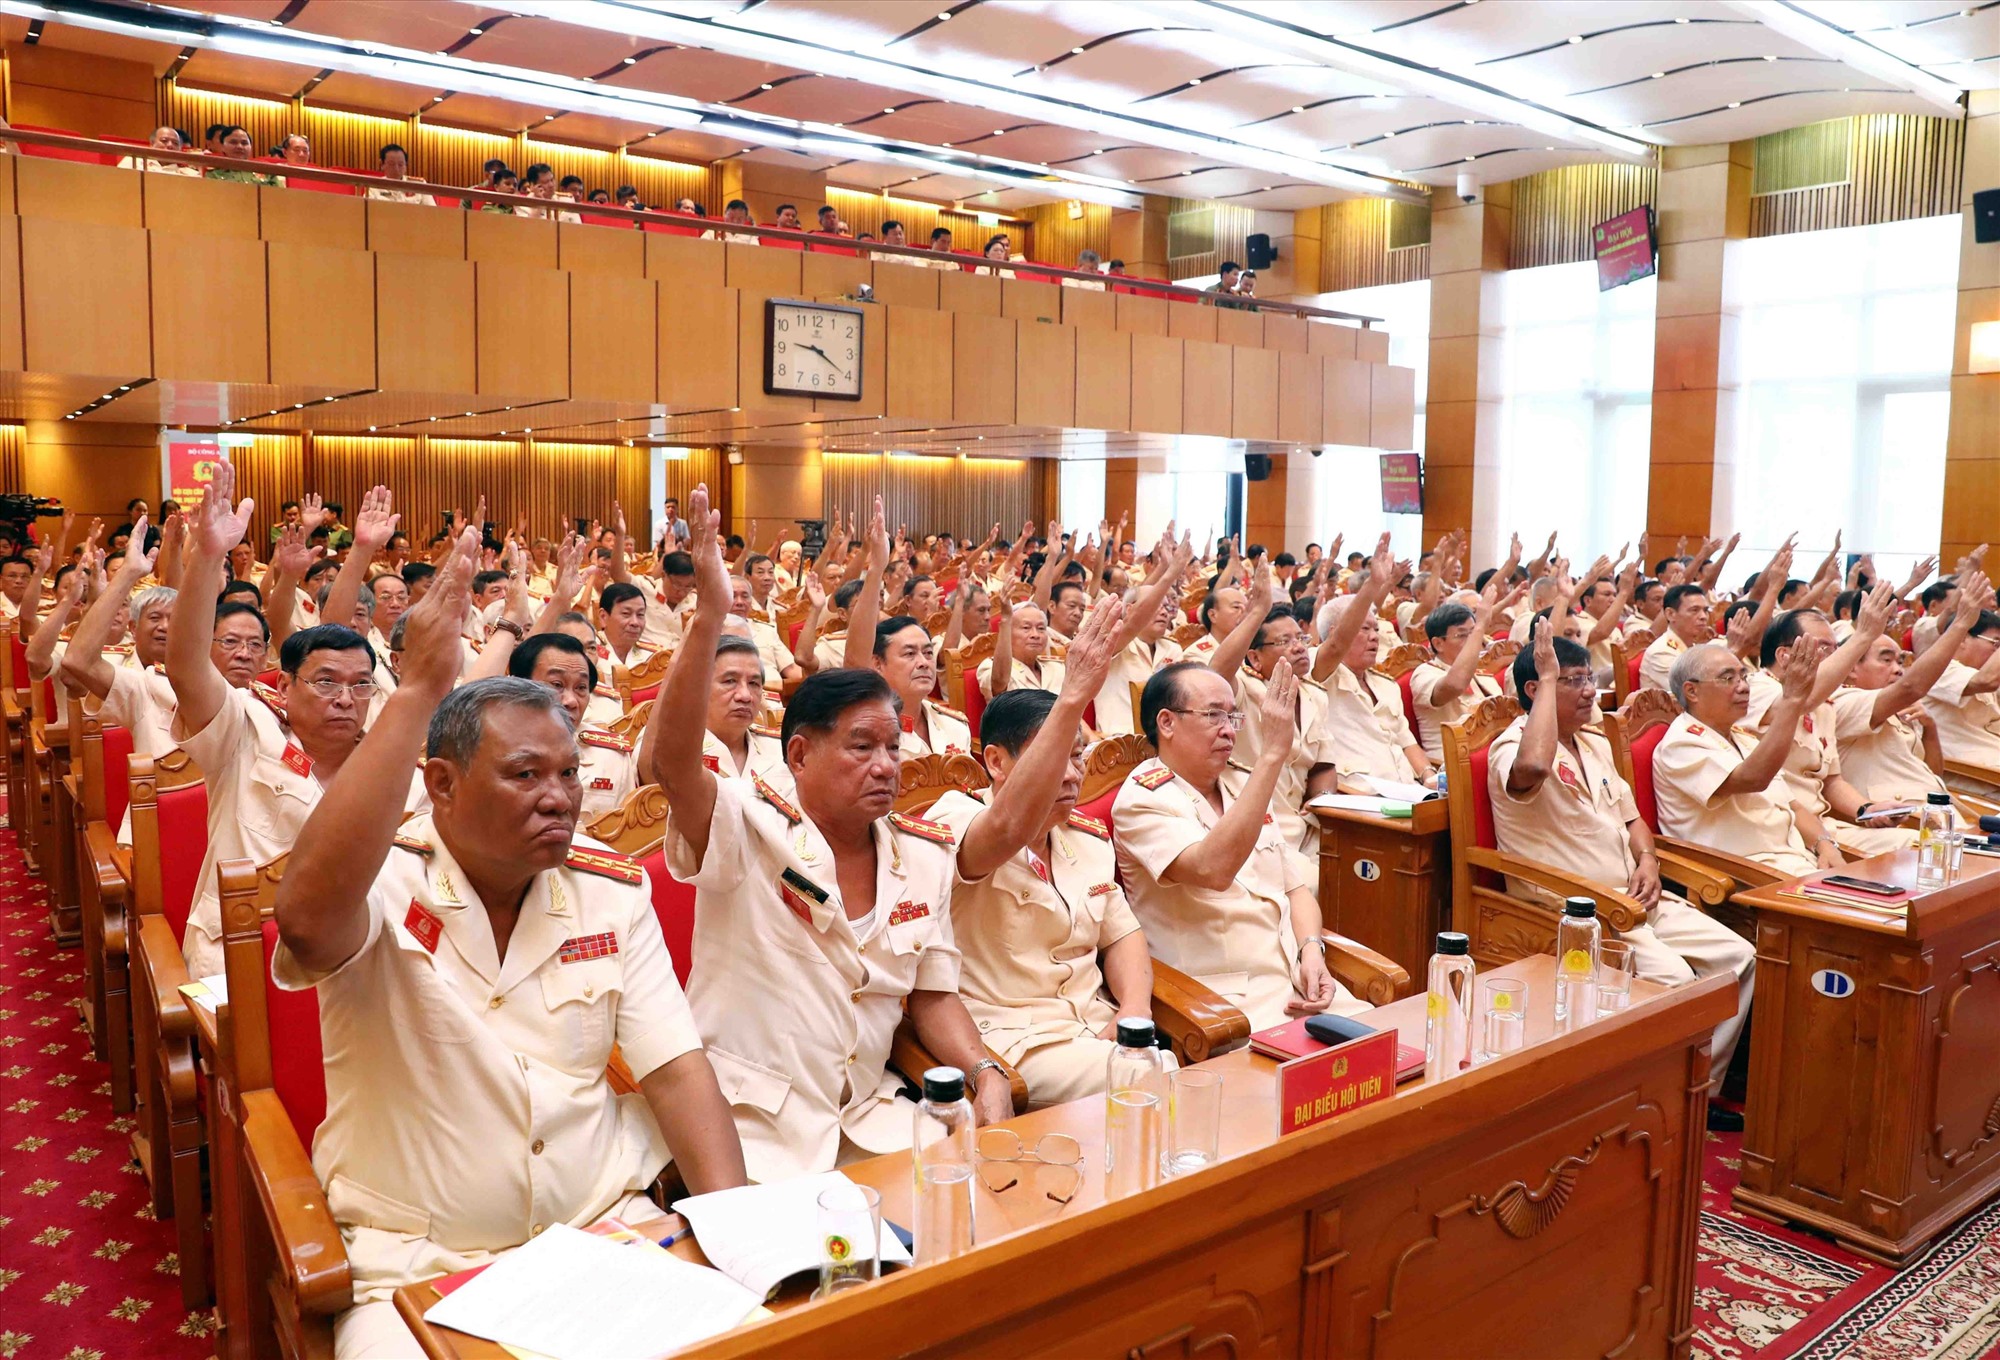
[
  {"x1": 1276, "y1": 1029, "x2": 1396, "y2": 1136},
  {"x1": 164, "y1": 434, "x2": 225, "y2": 509},
  {"x1": 1379, "y1": 452, "x2": 1422, "y2": 515}
]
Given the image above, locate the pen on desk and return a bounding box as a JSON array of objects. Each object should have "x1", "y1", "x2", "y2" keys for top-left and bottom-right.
[{"x1": 660, "y1": 1226, "x2": 691, "y2": 1249}]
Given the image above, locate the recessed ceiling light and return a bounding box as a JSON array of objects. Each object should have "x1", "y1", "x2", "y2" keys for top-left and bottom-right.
[
  {"x1": 1187, "y1": 77, "x2": 1201, "y2": 86},
  {"x1": 1291, "y1": 105, "x2": 1305, "y2": 114},
  {"x1": 368, "y1": 426, "x2": 377, "y2": 432},
  {"x1": 469, "y1": 27, "x2": 483, "y2": 36},
  {"x1": 429, "y1": 416, "x2": 439, "y2": 422},
  {"x1": 991, "y1": 129, "x2": 1004, "y2": 135},
  {"x1": 545, "y1": 113, "x2": 557, "y2": 120},
  {"x1": 1071, "y1": 46, "x2": 1084, "y2": 55},
  {"x1": 1463, "y1": 155, "x2": 1476, "y2": 162},
  {"x1": 1651, "y1": 71, "x2": 1664, "y2": 79},
  {"x1": 1567, "y1": 35, "x2": 1582, "y2": 44},
  {"x1": 941, "y1": 140, "x2": 952, "y2": 146},
  {"x1": 623, "y1": 56, "x2": 636, "y2": 64},
  {"x1": 1728, "y1": 101, "x2": 1741, "y2": 108},
  {"x1": 1464, "y1": 118, "x2": 1476, "y2": 124},
  {"x1": 884, "y1": 106, "x2": 897, "y2": 113},
  {"x1": 760, "y1": 82, "x2": 773, "y2": 89},
  {"x1": 937, "y1": 10, "x2": 950, "y2": 18},
  {"x1": 1676, "y1": 15, "x2": 1689, "y2": 22},
  {"x1": 1545, "y1": 145, "x2": 1554, "y2": 150},
  {"x1": 1764, "y1": 54, "x2": 1777, "y2": 60}
]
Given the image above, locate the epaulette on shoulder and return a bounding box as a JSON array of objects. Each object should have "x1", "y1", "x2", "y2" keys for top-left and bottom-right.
[
  {"x1": 754, "y1": 772, "x2": 801, "y2": 824},
  {"x1": 392, "y1": 833, "x2": 433, "y2": 857},
  {"x1": 565, "y1": 844, "x2": 644, "y2": 885},
  {"x1": 1134, "y1": 764, "x2": 1174, "y2": 790},
  {"x1": 933, "y1": 703, "x2": 967, "y2": 722},
  {"x1": 250, "y1": 680, "x2": 288, "y2": 715},
  {"x1": 750, "y1": 721, "x2": 783, "y2": 739},
  {"x1": 1066, "y1": 811, "x2": 1111, "y2": 840},
  {"x1": 579, "y1": 728, "x2": 634, "y2": 753},
  {"x1": 888, "y1": 810, "x2": 955, "y2": 847}
]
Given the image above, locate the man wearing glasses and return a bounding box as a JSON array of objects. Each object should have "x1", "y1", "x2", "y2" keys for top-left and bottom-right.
[
  {"x1": 1490, "y1": 625, "x2": 1756, "y2": 1124},
  {"x1": 167, "y1": 464, "x2": 422, "y2": 978}
]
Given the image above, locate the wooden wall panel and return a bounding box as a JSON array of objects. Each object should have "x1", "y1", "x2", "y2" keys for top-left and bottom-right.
[
  {"x1": 1356, "y1": 328, "x2": 1390, "y2": 364},
  {"x1": 6, "y1": 46, "x2": 153, "y2": 139},
  {"x1": 1060, "y1": 287, "x2": 1115, "y2": 331},
  {"x1": 304, "y1": 434, "x2": 634, "y2": 543},
  {"x1": 1182, "y1": 340, "x2": 1232, "y2": 437},
  {"x1": 560, "y1": 222, "x2": 646, "y2": 278},
  {"x1": 952, "y1": 313, "x2": 1018, "y2": 426},
  {"x1": 20, "y1": 216, "x2": 150, "y2": 376},
  {"x1": 1002, "y1": 279, "x2": 1062, "y2": 324},
  {"x1": 724, "y1": 243, "x2": 801, "y2": 296},
  {"x1": 1323, "y1": 357, "x2": 1372, "y2": 447},
  {"x1": 0, "y1": 158, "x2": 14, "y2": 218},
  {"x1": 366, "y1": 201, "x2": 466, "y2": 259},
  {"x1": 938, "y1": 270, "x2": 1002, "y2": 317},
  {"x1": 12, "y1": 157, "x2": 142, "y2": 227},
  {"x1": 0, "y1": 423, "x2": 21, "y2": 492},
  {"x1": 1231, "y1": 347, "x2": 1279, "y2": 442},
  {"x1": 139, "y1": 172, "x2": 260, "y2": 241},
  {"x1": 659, "y1": 284, "x2": 739, "y2": 412},
  {"x1": 1168, "y1": 301, "x2": 1216, "y2": 342},
  {"x1": 1117, "y1": 294, "x2": 1170, "y2": 337},
  {"x1": 0, "y1": 219, "x2": 21, "y2": 374},
  {"x1": 1311, "y1": 196, "x2": 1431, "y2": 293},
  {"x1": 1748, "y1": 113, "x2": 1964, "y2": 238},
  {"x1": 1216, "y1": 308, "x2": 1263, "y2": 349},
  {"x1": 887, "y1": 307, "x2": 953, "y2": 422},
  {"x1": 1510, "y1": 163, "x2": 1659, "y2": 269},
  {"x1": 1309, "y1": 323, "x2": 1358, "y2": 359},
  {"x1": 869, "y1": 261, "x2": 940, "y2": 309},
  {"x1": 1263, "y1": 314, "x2": 1309, "y2": 354},
  {"x1": 25, "y1": 421, "x2": 170, "y2": 525},
  {"x1": 1129, "y1": 334, "x2": 1185, "y2": 435},
  {"x1": 645, "y1": 233, "x2": 725, "y2": 290},
  {"x1": 268, "y1": 242, "x2": 376, "y2": 390},
  {"x1": 1075, "y1": 329, "x2": 1132, "y2": 433},
  {"x1": 1370, "y1": 365, "x2": 1416, "y2": 450},
  {"x1": 736, "y1": 291, "x2": 815, "y2": 419},
  {"x1": 376, "y1": 253, "x2": 475, "y2": 392},
  {"x1": 800, "y1": 251, "x2": 871, "y2": 300},
  {"x1": 258, "y1": 186, "x2": 366, "y2": 251},
  {"x1": 569, "y1": 273, "x2": 657, "y2": 404},
  {"x1": 467, "y1": 211, "x2": 557, "y2": 271},
  {"x1": 477, "y1": 264, "x2": 568, "y2": 399},
  {"x1": 1016, "y1": 323, "x2": 1077, "y2": 430},
  {"x1": 1277, "y1": 352, "x2": 1323, "y2": 446}
]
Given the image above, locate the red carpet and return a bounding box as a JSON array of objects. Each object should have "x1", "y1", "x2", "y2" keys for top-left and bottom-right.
[{"x1": 0, "y1": 805, "x2": 1995, "y2": 1359}]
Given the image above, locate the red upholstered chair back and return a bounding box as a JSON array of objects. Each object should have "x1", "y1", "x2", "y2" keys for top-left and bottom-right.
[
  {"x1": 1396, "y1": 670, "x2": 1418, "y2": 732},
  {"x1": 158, "y1": 781, "x2": 211, "y2": 943},
  {"x1": 1464, "y1": 738, "x2": 1503, "y2": 890},
  {"x1": 257, "y1": 667, "x2": 282, "y2": 688},
  {"x1": 1626, "y1": 652, "x2": 1642, "y2": 695},
  {"x1": 1073, "y1": 783, "x2": 1119, "y2": 836},
  {"x1": 6, "y1": 631, "x2": 25, "y2": 696},
  {"x1": 14, "y1": 124, "x2": 117, "y2": 163},
  {"x1": 642, "y1": 848, "x2": 694, "y2": 988},
  {"x1": 286, "y1": 176, "x2": 353, "y2": 196},
  {"x1": 962, "y1": 666, "x2": 986, "y2": 745},
  {"x1": 102, "y1": 723, "x2": 134, "y2": 832},
  {"x1": 262, "y1": 919, "x2": 327, "y2": 1146},
  {"x1": 1627, "y1": 723, "x2": 1667, "y2": 834}
]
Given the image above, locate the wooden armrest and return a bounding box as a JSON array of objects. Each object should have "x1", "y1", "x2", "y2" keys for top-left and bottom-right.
[
  {"x1": 1650, "y1": 847, "x2": 1732, "y2": 908},
  {"x1": 605, "y1": 1045, "x2": 638, "y2": 1095},
  {"x1": 1653, "y1": 836, "x2": 1784, "y2": 892},
  {"x1": 1320, "y1": 930, "x2": 1411, "y2": 1008},
  {"x1": 1943, "y1": 759, "x2": 2000, "y2": 797},
  {"x1": 134, "y1": 914, "x2": 197, "y2": 1041},
  {"x1": 889, "y1": 1018, "x2": 1028, "y2": 1114},
  {"x1": 240, "y1": 1089, "x2": 353, "y2": 1317},
  {"x1": 110, "y1": 843, "x2": 133, "y2": 888},
  {"x1": 83, "y1": 822, "x2": 130, "y2": 905},
  {"x1": 1463, "y1": 847, "x2": 1647, "y2": 932},
  {"x1": 1149, "y1": 960, "x2": 1251, "y2": 1063}
]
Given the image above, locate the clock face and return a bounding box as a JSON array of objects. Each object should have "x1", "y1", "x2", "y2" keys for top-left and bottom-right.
[{"x1": 765, "y1": 300, "x2": 863, "y2": 400}]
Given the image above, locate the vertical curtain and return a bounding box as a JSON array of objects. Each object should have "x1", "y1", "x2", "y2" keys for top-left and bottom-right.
[{"x1": 820, "y1": 452, "x2": 1040, "y2": 542}]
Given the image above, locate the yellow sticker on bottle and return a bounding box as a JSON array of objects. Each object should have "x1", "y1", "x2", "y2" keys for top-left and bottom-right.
[
  {"x1": 1560, "y1": 949, "x2": 1594, "y2": 976},
  {"x1": 1426, "y1": 992, "x2": 1446, "y2": 1019}
]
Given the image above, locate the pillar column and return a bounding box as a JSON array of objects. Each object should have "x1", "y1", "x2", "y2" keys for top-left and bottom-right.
[
  {"x1": 1109, "y1": 195, "x2": 1172, "y2": 279},
  {"x1": 1942, "y1": 90, "x2": 1999, "y2": 568},
  {"x1": 728, "y1": 444, "x2": 821, "y2": 540},
  {"x1": 1646, "y1": 142, "x2": 1752, "y2": 546},
  {"x1": 1422, "y1": 182, "x2": 1510, "y2": 564},
  {"x1": 1245, "y1": 454, "x2": 1320, "y2": 556}
]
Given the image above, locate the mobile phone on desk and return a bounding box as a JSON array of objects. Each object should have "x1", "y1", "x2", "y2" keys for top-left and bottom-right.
[
  {"x1": 1820, "y1": 874, "x2": 1903, "y2": 896},
  {"x1": 1304, "y1": 1013, "x2": 1377, "y2": 1046}
]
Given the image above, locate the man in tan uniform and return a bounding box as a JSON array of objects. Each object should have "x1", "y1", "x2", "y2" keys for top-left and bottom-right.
[
  {"x1": 57, "y1": 531, "x2": 177, "y2": 780},
  {"x1": 929, "y1": 604, "x2": 1154, "y2": 1107},
  {"x1": 1653, "y1": 642, "x2": 1834, "y2": 878},
  {"x1": 1184, "y1": 583, "x2": 1249, "y2": 663},
  {"x1": 272, "y1": 530, "x2": 745, "y2": 1359},
  {"x1": 1096, "y1": 534, "x2": 1194, "y2": 736},
  {"x1": 982, "y1": 598, "x2": 1066, "y2": 698},
  {"x1": 1113, "y1": 660, "x2": 1368, "y2": 1031},
  {"x1": 1207, "y1": 587, "x2": 1340, "y2": 858},
  {"x1": 1312, "y1": 541, "x2": 1435, "y2": 789},
  {"x1": 641, "y1": 634, "x2": 789, "y2": 787},
  {"x1": 1924, "y1": 608, "x2": 2000, "y2": 772},
  {"x1": 840, "y1": 506, "x2": 971, "y2": 757},
  {"x1": 1639, "y1": 583, "x2": 1710, "y2": 693},
  {"x1": 498, "y1": 633, "x2": 639, "y2": 821},
  {"x1": 655, "y1": 487, "x2": 1010, "y2": 1183},
  {"x1": 1409, "y1": 599, "x2": 1505, "y2": 764},
  {"x1": 1490, "y1": 628, "x2": 1755, "y2": 1117}
]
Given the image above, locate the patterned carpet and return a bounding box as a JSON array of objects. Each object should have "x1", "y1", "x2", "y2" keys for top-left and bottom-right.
[{"x1": 0, "y1": 808, "x2": 1995, "y2": 1360}]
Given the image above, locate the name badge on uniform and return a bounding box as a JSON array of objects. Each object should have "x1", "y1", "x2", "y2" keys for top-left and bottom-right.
[
  {"x1": 701, "y1": 753, "x2": 721, "y2": 774},
  {"x1": 590, "y1": 777, "x2": 615, "y2": 791},
  {"x1": 558, "y1": 932, "x2": 620, "y2": 964},
  {"x1": 779, "y1": 867, "x2": 829, "y2": 925},
  {"x1": 404, "y1": 899, "x2": 442, "y2": 954},
  {"x1": 281, "y1": 743, "x2": 314, "y2": 778},
  {"x1": 1088, "y1": 882, "x2": 1117, "y2": 897},
  {"x1": 888, "y1": 899, "x2": 930, "y2": 927}
]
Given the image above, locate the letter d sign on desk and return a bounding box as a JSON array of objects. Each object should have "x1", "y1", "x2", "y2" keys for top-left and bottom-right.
[{"x1": 1810, "y1": 969, "x2": 1855, "y2": 998}]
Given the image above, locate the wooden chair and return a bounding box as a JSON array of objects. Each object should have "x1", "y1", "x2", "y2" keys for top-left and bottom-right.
[
  {"x1": 1169, "y1": 619, "x2": 1207, "y2": 648},
  {"x1": 2, "y1": 622, "x2": 32, "y2": 860},
  {"x1": 1373, "y1": 642, "x2": 1428, "y2": 732},
  {"x1": 608, "y1": 698, "x2": 653, "y2": 746},
  {"x1": 67, "y1": 693, "x2": 137, "y2": 1112},
  {"x1": 940, "y1": 632, "x2": 998, "y2": 740},
  {"x1": 125, "y1": 748, "x2": 215, "y2": 1308},
  {"x1": 1479, "y1": 638, "x2": 1522, "y2": 679},
  {"x1": 895, "y1": 752, "x2": 991, "y2": 814},
  {"x1": 1439, "y1": 697, "x2": 1731, "y2": 970},
  {"x1": 1609, "y1": 627, "x2": 1654, "y2": 707},
  {"x1": 1942, "y1": 758, "x2": 2000, "y2": 807},
  {"x1": 28, "y1": 667, "x2": 81, "y2": 940},
  {"x1": 613, "y1": 648, "x2": 675, "y2": 710}
]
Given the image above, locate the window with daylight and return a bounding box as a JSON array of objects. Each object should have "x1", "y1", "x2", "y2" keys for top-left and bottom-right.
[{"x1": 1726, "y1": 214, "x2": 1957, "y2": 586}]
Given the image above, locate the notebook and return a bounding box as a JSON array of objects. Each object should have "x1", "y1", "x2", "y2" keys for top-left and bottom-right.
[{"x1": 1249, "y1": 1017, "x2": 1425, "y2": 1082}]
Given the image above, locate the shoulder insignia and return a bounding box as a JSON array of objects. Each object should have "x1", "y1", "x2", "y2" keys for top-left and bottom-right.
[
  {"x1": 1686, "y1": 723, "x2": 1706, "y2": 737},
  {"x1": 750, "y1": 722, "x2": 783, "y2": 739},
  {"x1": 1066, "y1": 811, "x2": 1111, "y2": 840},
  {"x1": 754, "y1": 772, "x2": 802, "y2": 824},
  {"x1": 888, "y1": 811, "x2": 956, "y2": 846},
  {"x1": 150, "y1": 663, "x2": 167, "y2": 676},
  {"x1": 564, "y1": 845, "x2": 644, "y2": 885},
  {"x1": 1134, "y1": 765, "x2": 1175, "y2": 790},
  {"x1": 578, "y1": 728, "x2": 634, "y2": 753},
  {"x1": 392, "y1": 834, "x2": 433, "y2": 856},
  {"x1": 933, "y1": 703, "x2": 967, "y2": 722},
  {"x1": 250, "y1": 679, "x2": 288, "y2": 716}
]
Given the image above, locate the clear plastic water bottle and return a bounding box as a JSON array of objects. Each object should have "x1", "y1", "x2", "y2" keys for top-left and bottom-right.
[
  {"x1": 1104, "y1": 1018, "x2": 1167, "y2": 1196},
  {"x1": 1424, "y1": 931, "x2": 1476, "y2": 1081},
  {"x1": 1916, "y1": 792, "x2": 1955, "y2": 890},
  {"x1": 912, "y1": 1067, "x2": 976, "y2": 1264},
  {"x1": 1434, "y1": 767, "x2": 1448, "y2": 800},
  {"x1": 1554, "y1": 897, "x2": 1602, "y2": 1024}
]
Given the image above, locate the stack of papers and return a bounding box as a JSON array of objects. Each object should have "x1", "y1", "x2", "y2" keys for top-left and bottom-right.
[
  {"x1": 178, "y1": 973, "x2": 229, "y2": 1013},
  {"x1": 1355, "y1": 776, "x2": 1442, "y2": 803},
  {"x1": 674, "y1": 1171, "x2": 912, "y2": 1299},
  {"x1": 1305, "y1": 793, "x2": 1413, "y2": 817}
]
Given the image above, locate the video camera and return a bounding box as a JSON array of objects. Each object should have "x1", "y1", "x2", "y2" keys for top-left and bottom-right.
[{"x1": 0, "y1": 493, "x2": 63, "y2": 542}]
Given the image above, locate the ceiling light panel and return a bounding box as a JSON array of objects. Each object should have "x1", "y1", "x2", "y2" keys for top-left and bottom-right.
[
  {"x1": 1804, "y1": 2, "x2": 1999, "y2": 89},
  {"x1": 267, "y1": 0, "x2": 490, "y2": 54},
  {"x1": 1721, "y1": 0, "x2": 1975, "y2": 109},
  {"x1": 595, "y1": 45, "x2": 799, "y2": 102}
]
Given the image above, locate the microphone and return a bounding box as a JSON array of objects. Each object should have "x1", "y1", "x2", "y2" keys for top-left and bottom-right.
[{"x1": 1981, "y1": 815, "x2": 2000, "y2": 835}]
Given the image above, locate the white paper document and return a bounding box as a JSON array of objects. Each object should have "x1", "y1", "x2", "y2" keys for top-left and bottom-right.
[
  {"x1": 424, "y1": 1223, "x2": 759, "y2": 1359},
  {"x1": 1355, "y1": 775, "x2": 1442, "y2": 803},
  {"x1": 673, "y1": 1170, "x2": 912, "y2": 1299},
  {"x1": 1304, "y1": 793, "x2": 1411, "y2": 815},
  {"x1": 180, "y1": 973, "x2": 229, "y2": 1012}
]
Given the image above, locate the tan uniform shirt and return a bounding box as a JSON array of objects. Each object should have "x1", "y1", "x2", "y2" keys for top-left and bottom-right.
[
  {"x1": 365, "y1": 182, "x2": 438, "y2": 207},
  {"x1": 1314, "y1": 664, "x2": 1418, "y2": 783},
  {"x1": 1183, "y1": 632, "x2": 1221, "y2": 664},
  {"x1": 1639, "y1": 630, "x2": 1690, "y2": 693},
  {"x1": 1408, "y1": 658, "x2": 1503, "y2": 764},
  {"x1": 1829, "y1": 687, "x2": 1949, "y2": 806},
  {"x1": 1097, "y1": 636, "x2": 1182, "y2": 736},
  {"x1": 699, "y1": 725, "x2": 789, "y2": 788},
  {"x1": 1113, "y1": 758, "x2": 1359, "y2": 1030},
  {"x1": 1912, "y1": 613, "x2": 1942, "y2": 658},
  {"x1": 748, "y1": 617, "x2": 795, "y2": 684},
  {"x1": 273, "y1": 817, "x2": 696, "y2": 1298},
  {"x1": 1232, "y1": 668, "x2": 1332, "y2": 857},
  {"x1": 576, "y1": 727, "x2": 638, "y2": 821},
  {"x1": 1925, "y1": 660, "x2": 2000, "y2": 766},
  {"x1": 1744, "y1": 669, "x2": 1842, "y2": 819},
  {"x1": 1486, "y1": 717, "x2": 1638, "y2": 898},
  {"x1": 902, "y1": 700, "x2": 972, "y2": 759},
  {"x1": 100, "y1": 662, "x2": 177, "y2": 845},
  {"x1": 976, "y1": 654, "x2": 1066, "y2": 698},
  {"x1": 928, "y1": 791, "x2": 1139, "y2": 1064},
  {"x1": 812, "y1": 630, "x2": 847, "y2": 674},
  {"x1": 638, "y1": 589, "x2": 693, "y2": 653},
  {"x1": 1653, "y1": 711, "x2": 1816, "y2": 877},
  {"x1": 665, "y1": 777, "x2": 962, "y2": 1183}
]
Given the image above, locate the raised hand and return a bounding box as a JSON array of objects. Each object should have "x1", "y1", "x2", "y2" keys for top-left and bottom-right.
[
  {"x1": 866, "y1": 495, "x2": 890, "y2": 568},
  {"x1": 1531, "y1": 617, "x2": 1557, "y2": 684},
  {"x1": 685, "y1": 484, "x2": 728, "y2": 610},
  {"x1": 1255, "y1": 657, "x2": 1299, "y2": 755},
  {"x1": 193, "y1": 460, "x2": 255, "y2": 558},
  {"x1": 1058, "y1": 594, "x2": 1126, "y2": 703},
  {"x1": 352, "y1": 485, "x2": 399, "y2": 557},
  {"x1": 803, "y1": 567, "x2": 826, "y2": 610},
  {"x1": 1774, "y1": 638, "x2": 1818, "y2": 702},
  {"x1": 1854, "y1": 581, "x2": 1895, "y2": 641},
  {"x1": 399, "y1": 526, "x2": 480, "y2": 699},
  {"x1": 1954, "y1": 569, "x2": 1993, "y2": 627},
  {"x1": 1366, "y1": 533, "x2": 1396, "y2": 590},
  {"x1": 298, "y1": 492, "x2": 328, "y2": 534},
  {"x1": 1724, "y1": 603, "x2": 1761, "y2": 658}
]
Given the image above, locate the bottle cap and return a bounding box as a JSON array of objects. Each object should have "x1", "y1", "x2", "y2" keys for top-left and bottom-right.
[
  {"x1": 922, "y1": 1067, "x2": 965, "y2": 1103},
  {"x1": 1563, "y1": 896, "x2": 1598, "y2": 919},
  {"x1": 1435, "y1": 931, "x2": 1470, "y2": 956},
  {"x1": 1927, "y1": 792, "x2": 1951, "y2": 805},
  {"x1": 1115, "y1": 1018, "x2": 1158, "y2": 1049}
]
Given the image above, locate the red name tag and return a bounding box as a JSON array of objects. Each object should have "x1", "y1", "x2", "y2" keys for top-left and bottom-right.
[
  {"x1": 281, "y1": 743, "x2": 314, "y2": 778},
  {"x1": 590, "y1": 777, "x2": 614, "y2": 791},
  {"x1": 404, "y1": 899, "x2": 442, "y2": 954},
  {"x1": 888, "y1": 900, "x2": 930, "y2": 927},
  {"x1": 701, "y1": 754, "x2": 721, "y2": 774},
  {"x1": 1276, "y1": 1030, "x2": 1396, "y2": 1137},
  {"x1": 558, "y1": 932, "x2": 620, "y2": 964},
  {"x1": 1089, "y1": 882, "x2": 1117, "y2": 897}
]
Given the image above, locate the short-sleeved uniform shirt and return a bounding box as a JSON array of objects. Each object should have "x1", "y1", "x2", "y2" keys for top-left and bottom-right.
[
  {"x1": 99, "y1": 661, "x2": 177, "y2": 845},
  {"x1": 1097, "y1": 636, "x2": 1182, "y2": 736},
  {"x1": 1231, "y1": 668, "x2": 1333, "y2": 857},
  {"x1": 639, "y1": 588, "x2": 694, "y2": 652},
  {"x1": 1744, "y1": 669, "x2": 1841, "y2": 819},
  {"x1": 1829, "y1": 687, "x2": 1950, "y2": 806},
  {"x1": 902, "y1": 700, "x2": 972, "y2": 760},
  {"x1": 1925, "y1": 660, "x2": 2000, "y2": 766},
  {"x1": 1315, "y1": 664, "x2": 1419, "y2": 783},
  {"x1": 1639, "y1": 630, "x2": 1689, "y2": 693},
  {"x1": 699, "y1": 724, "x2": 790, "y2": 788},
  {"x1": 1486, "y1": 717, "x2": 1638, "y2": 898},
  {"x1": 1653, "y1": 711, "x2": 1816, "y2": 877},
  {"x1": 976, "y1": 654, "x2": 1067, "y2": 699},
  {"x1": 273, "y1": 817, "x2": 696, "y2": 1295},
  {"x1": 1408, "y1": 658, "x2": 1503, "y2": 764},
  {"x1": 576, "y1": 727, "x2": 638, "y2": 821}
]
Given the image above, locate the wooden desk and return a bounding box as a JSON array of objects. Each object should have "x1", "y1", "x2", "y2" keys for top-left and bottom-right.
[
  {"x1": 1731, "y1": 848, "x2": 2000, "y2": 1265},
  {"x1": 400, "y1": 955, "x2": 1732, "y2": 1360},
  {"x1": 1313, "y1": 798, "x2": 1450, "y2": 995}
]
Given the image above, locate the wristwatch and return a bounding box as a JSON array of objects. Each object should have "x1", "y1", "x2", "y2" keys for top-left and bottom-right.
[
  {"x1": 488, "y1": 617, "x2": 526, "y2": 641},
  {"x1": 965, "y1": 1058, "x2": 1005, "y2": 1091}
]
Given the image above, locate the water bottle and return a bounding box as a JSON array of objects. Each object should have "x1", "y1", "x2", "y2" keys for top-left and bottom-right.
[
  {"x1": 1914, "y1": 792, "x2": 1958, "y2": 890},
  {"x1": 1554, "y1": 897, "x2": 1602, "y2": 1025},
  {"x1": 912, "y1": 1067, "x2": 976, "y2": 1264},
  {"x1": 1424, "y1": 931, "x2": 1475, "y2": 1081},
  {"x1": 1434, "y1": 767, "x2": 1448, "y2": 800},
  {"x1": 1104, "y1": 1018, "x2": 1167, "y2": 1196}
]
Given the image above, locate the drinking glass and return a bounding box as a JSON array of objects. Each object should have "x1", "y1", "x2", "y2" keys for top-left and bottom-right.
[
  {"x1": 815, "y1": 1181, "x2": 881, "y2": 1298},
  {"x1": 1165, "y1": 1068, "x2": 1223, "y2": 1175},
  {"x1": 1596, "y1": 941, "x2": 1635, "y2": 1013},
  {"x1": 1480, "y1": 976, "x2": 1527, "y2": 1060}
]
